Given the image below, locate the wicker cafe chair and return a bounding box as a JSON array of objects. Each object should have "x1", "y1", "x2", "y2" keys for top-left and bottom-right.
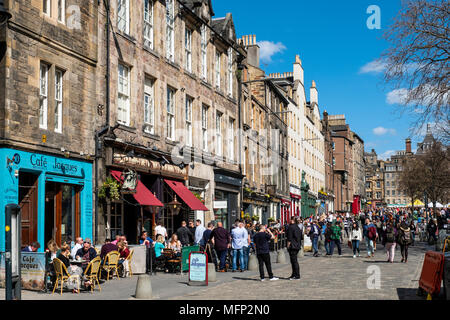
[
  {"x1": 124, "y1": 249, "x2": 134, "y2": 277},
  {"x1": 84, "y1": 256, "x2": 102, "y2": 292},
  {"x1": 52, "y1": 258, "x2": 79, "y2": 295},
  {"x1": 102, "y1": 250, "x2": 120, "y2": 281}
]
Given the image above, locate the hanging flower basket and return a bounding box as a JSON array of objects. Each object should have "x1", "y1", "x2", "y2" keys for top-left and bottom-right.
[
  {"x1": 99, "y1": 177, "x2": 121, "y2": 201},
  {"x1": 251, "y1": 215, "x2": 260, "y2": 221}
]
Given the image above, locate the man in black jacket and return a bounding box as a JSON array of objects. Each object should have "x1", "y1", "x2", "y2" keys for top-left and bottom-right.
[
  {"x1": 177, "y1": 221, "x2": 193, "y2": 247},
  {"x1": 287, "y1": 217, "x2": 302, "y2": 280}
]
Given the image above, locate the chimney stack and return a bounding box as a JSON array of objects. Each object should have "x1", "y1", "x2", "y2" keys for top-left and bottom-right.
[
  {"x1": 405, "y1": 138, "x2": 412, "y2": 154},
  {"x1": 293, "y1": 54, "x2": 304, "y2": 84},
  {"x1": 245, "y1": 34, "x2": 260, "y2": 68},
  {"x1": 310, "y1": 80, "x2": 318, "y2": 106}
]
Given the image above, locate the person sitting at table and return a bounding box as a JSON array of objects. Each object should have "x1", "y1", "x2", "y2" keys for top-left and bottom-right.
[
  {"x1": 154, "y1": 235, "x2": 168, "y2": 272},
  {"x1": 46, "y1": 239, "x2": 60, "y2": 264},
  {"x1": 100, "y1": 238, "x2": 118, "y2": 261},
  {"x1": 22, "y1": 241, "x2": 40, "y2": 252},
  {"x1": 119, "y1": 234, "x2": 128, "y2": 245},
  {"x1": 167, "y1": 234, "x2": 182, "y2": 257},
  {"x1": 117, "y1": 240, "x2": 130, "y2": 277},
  {"x1": 111, "y1": 235, "x2": 121, "y2": 245},
  {"x1": 57, "y1": 244, "x2": 84, "y2": 293},
  {"x1": 75, "y1": 238, "x2": 97, "y2": 271},
  {"x1": 139, "y1": 231, "x2": 154, "y2": 247}
]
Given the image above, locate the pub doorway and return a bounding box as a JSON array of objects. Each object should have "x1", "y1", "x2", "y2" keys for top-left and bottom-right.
[{"x1": 45, "y1": 182, "x2": 81, "y2": 246}]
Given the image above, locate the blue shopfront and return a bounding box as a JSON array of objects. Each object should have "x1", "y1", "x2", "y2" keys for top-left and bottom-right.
[{"x1": 0, "y1": 148, "x2": 93, "y2": 252}]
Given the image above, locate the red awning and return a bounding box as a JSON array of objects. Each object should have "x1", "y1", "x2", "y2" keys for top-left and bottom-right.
[
  {"x1": 164, "y1": 179, "x2": 209, "y2": 211},
  {"x1": 110, "y1": 170, "x2": 163, "y2": 207}
]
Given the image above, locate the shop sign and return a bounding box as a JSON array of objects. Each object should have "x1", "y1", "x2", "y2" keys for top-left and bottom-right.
[
  {"x1": 113, "y1": 152, "x2": 187, "y2": 176},
  {"x1": 0, "y1": 252, "x2": 46, "y2": 291},
  {"x1": 188, "y1": 252, "x2": 208, "y2": 286},
  {"x1": 213, "y1": 201, "x2": 227, "y2": 209}
]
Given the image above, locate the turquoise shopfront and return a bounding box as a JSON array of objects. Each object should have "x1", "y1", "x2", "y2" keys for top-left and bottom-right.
[{"x1": 0, "y1": 148, "x2": 93, "y2": 252}]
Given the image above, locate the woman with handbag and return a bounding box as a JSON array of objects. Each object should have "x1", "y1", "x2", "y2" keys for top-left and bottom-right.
[{"x1": 350, "y1": 222, "x2": 362, "y2": 258}]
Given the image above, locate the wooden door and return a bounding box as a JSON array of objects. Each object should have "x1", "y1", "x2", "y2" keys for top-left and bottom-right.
[
  {"x1": 19, "y1": 173, "x2": 39, "y2": 248},
  {"x1": 54, "y1": 185, "x2": 62, "y2": 245}
]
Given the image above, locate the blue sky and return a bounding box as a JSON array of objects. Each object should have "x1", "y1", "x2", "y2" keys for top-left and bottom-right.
[{"x1": 213, "y1": 0, "x2": 426, "y2": 159}]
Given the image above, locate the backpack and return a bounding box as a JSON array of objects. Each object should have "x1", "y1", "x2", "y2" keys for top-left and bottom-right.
[
  {"x1": 368, "y1": 226, "x2": 377, "y2": 240},
  {"x1": 386, "y1": 227, "x2": 395, "y2": 243},
  {"x1": 401, "y1": 228, "x2": 411, "y2": 245}
]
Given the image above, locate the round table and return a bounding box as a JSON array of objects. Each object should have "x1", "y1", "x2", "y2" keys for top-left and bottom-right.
[{"x1": 70, "y1": 260, "x2": 87, "y2": 265}]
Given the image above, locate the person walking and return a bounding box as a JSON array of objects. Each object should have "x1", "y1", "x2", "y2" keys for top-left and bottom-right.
[
  {"x1": 329, "y1": 221, "x2": 342, "y2": 256},
  {"x1": 409, "y1": 220, "x2": 416, "y2": 246},
  {"x1": 324, "y1": 222, "x2": 333, "y2": 255},
  {"x1": 287, "y1": 217, "x2": 302, "y2": 280},
  {"x1": 363, "y1": 218, "x2": 377, "y2": 258},
  {"x1": 344, "y1": 218, "x2": 349, "y2": 239},
  {"x1": 155, "y1": 220, "x2": 168, "y2": 240},
  {"x1": 397, "y1": 220, "x2": 412, "y2": 263},
  {"x1": 350, "y1": 221, "x2": 362, "y2": 258},
  {"x1": 375, "y1": 218, "x2": 383, "y2": 248},
  {"x1": 253, "y1": 224, "x2": 278, "y2": 281},
  {"x1": 383, "y1": 221, "x2": 397, "y2": 263},
  {"x1": 308, "y1": 220, "x2": 321, "y2": 257},
  {"x1": 231, "y1": 221, "x2": 248, "y2": 272},
  {"x1": 210, "y1": 222, "x2": 231, "y2": 272}
]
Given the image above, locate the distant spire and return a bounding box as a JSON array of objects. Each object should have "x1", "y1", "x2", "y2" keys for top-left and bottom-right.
[{"x1": 426, "y1": 123, "x2": 431, "y2": 134}]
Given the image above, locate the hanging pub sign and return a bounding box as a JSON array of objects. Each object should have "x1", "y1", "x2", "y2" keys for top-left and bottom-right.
[
  {"x1": 121, "y1": 169, "x2": 137, "y2": 194},
  {"x1": 188, "y1": 251, "x2": 208, "y2": 286}
]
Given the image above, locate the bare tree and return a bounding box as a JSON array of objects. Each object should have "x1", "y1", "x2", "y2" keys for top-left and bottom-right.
[
  {"x1": 418, "y1": 142, "x2": 450, "y2": 217},
  {"x1": 381, "y1": 0, "x2": 450, "y2": 142},
  {"x1": 399, "y1": 156, "x2": 426, "y2": 212}
]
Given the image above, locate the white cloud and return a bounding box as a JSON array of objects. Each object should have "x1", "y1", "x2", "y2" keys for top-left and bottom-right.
[
  {"x1": 359, "y1": 59, "x2": 387, "y2": 74},
  {"x1": 257, "y1": 41, "x2": 286, "y2": 63},
  {"x1": 379, "y1": 150, "x2": 396, "y2": 160},
  {"x1": 373, "y1": 127, "x2": 396, "y2": 136},
  {"x1": 386, "y1": 88, "x2": 409, "y2": 105}
]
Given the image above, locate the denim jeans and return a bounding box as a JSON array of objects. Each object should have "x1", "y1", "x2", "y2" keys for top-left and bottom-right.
[
  {"x1": 232, "y1": 248, "x2": 244, "y2": 271},
  {"x1": 217, "y1": 249, "x2": 228, "y2": 270},
  {"x1": 330, "y1": 239, "x2": 342, "y2": 255},
  {"x1": 243, "y1": 246, "x2": 250, "y2": 270},
  {"x1": 366, "y1": 238, "x2": 374, "y2": 256},
  {"x1": 312, "y1": 236, "x2": 319, "y2": 254},
  {"x1": 325, "y1": 241, "x2": 331, "y2": 255},
  {"x1": 352, "y1": 240, "x2": 360, "y2": 255}
]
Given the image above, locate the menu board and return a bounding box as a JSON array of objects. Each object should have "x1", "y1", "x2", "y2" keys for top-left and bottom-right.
[{"x1": 188, "y1": 252, "x2": 208, "y2": 286}]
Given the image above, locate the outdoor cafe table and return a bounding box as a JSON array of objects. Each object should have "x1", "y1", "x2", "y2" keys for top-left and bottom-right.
[{"x1": 69, "y1": 260, "x2": 87, "y2": 265}]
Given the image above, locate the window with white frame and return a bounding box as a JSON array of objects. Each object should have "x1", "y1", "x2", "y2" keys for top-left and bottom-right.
[
  {"x1": 185, "y1": 96, "x2": 193, "y2": 147},
  {"x1": 143, "y1": 0, "x2": 154, "y2": 49},
  {"x1": 39, "y1": 63, "x2": 48, "y2": 129},
  {"x1": 166, "y1": 0, "x2": 175, "y2": 62},
  {"x1": 227, "y1": 47, "x2": 233, "y2": 97},
  {"x1": 167, "y1": 87, "x2": 175, "y2": 140},
  {"x1": 201, "y1": 25, "x2": 207, "y2": 81},
  {"x1": 57, "y1": 0, "x2": 65, "y2": 23},
  {"x1": 228, "y1": 118, "x2": 235, "y2": 161},
  {"x1": 216, "y1": 111, "x2": 222, "y2": 156},
  {"x1": 185, "y1": 28, "x2": 192, "y2": 73},
  {"x1": 215, "y1": 50, "x2": 221, "y2": 89},
  {"x1": 117, "y1": 0, "x2": 130, "y2": 34},
  {"x1": 43, "y1": 0, "x2": 51, "y2": 16},
  {"x1": 202, "y1": 105, "x2": 208, "y2": 151},
  {"x1": 117, "y1": 63, "x2": 130, "y2": 126},
  {"x1": 144, "y1": 77, "x2": 155, "y2": 134},
  {"x1": 54, "y1": 69, "x2": 63, "y2": 133}
]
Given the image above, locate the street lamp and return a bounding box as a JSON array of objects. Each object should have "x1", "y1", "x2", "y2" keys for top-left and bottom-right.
[
  {"x1": 0, "y1": 1, "x2": 11, "y2": 26},
  {"x1": 167, "y1": 195, "x2": 181, "y2": 236}
]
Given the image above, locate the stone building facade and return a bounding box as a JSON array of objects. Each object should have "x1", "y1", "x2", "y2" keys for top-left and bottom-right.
[
  {"x1": 351, "y1": 131, "x2": 365, "y2": 213},
  {"x1": 0, "y1": 0, "x2": 98, "y2": 250},
  {"x1": 269, "y1": 55, "x2": 325, "y2": 219},
  {"x1": 321, "y1": 111, "x2": 335, "y2": 213},
  {"x1": 239, "y1": 35, "x2": 289, "y2": 225},
  {"x1": 95, "y1": 0, "x2": 243, "y2": 242},
  {"x1": 364, "y1": 149, "x2": 385, "y2": 209}
]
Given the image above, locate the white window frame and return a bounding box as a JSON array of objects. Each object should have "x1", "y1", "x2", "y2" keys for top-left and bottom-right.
[
  {"x1": 185, "y1": 96, "x2": 193, "y2": 147},
  {"x1": 185, "y1": 28, "x2": 192, "y2": 73},
  {"x1": 202, "y1": 105, "x2": 208, "y2": 152},
  {"x1": 167, "y1": 87, "x2": 175, "y2": 141},
  {"x1": 117, "y1": 0, "x2": 130, "y2": 34},
  {"x1": 228, "y1": 118, "x2": 235, "y2": 161},
  {"x1": 144, "y1": 77, "x2": 155, "y2": 134},
  {"x1": 57, "y1": 0, "x2": 65, "y2": 23},
  {"x1": 39, "y1": 63, "x2": 49, "y2": 129},
  {"x1": 54, "y1": 69, "x2": 63, "y2": 133},
  {"x1": 166, "y1": 0, "x2": 175, "y2": 62},
  {"x1": 143, "y1": 0, "x2": 154, "y2": 50},
  {"x1": 117, "y1": 63, "x2": 130, "y2": 126},
  {"x1": 216, "y1": 111, "x2": 222, "y2": 157},
  {"x1": 201, "y1": 25, "x2": 207, "y2": 81},
  {"x1": 227, "y1": 47, "x2": 233, "y2": 97},
  {"x1": 215, "y1": 50, "x2": 221, "y2": 89},
  {"x1": 43, "y1": 0, "x2": 51, "y2": 16}
]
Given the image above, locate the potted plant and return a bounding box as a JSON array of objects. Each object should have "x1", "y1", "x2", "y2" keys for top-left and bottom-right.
[
  {"x1": 268, "y1": 217, "x2": 275, "y2": 224},
  {"x1": 99, "y1": 177, "x2": 121, "y2": 201},
  {"x1": 192, "y1": 191, "x2": 205, "y2": 204},
  {"x1": 251, "y1": 215, "x2": 260, "y2": 222}
]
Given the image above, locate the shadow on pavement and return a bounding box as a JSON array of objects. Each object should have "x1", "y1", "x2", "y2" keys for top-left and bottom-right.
[
  {"x1": 397, "y1": 288, "x2": 423, "y2": 300},
  {"x1": 231, "y1": 277, "x2": 261, "y2": 281}
]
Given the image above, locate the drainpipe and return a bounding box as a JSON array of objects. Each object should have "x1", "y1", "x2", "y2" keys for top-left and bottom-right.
[{"x1": 237, "y1": 57, "x2": 244, "y2": 217}]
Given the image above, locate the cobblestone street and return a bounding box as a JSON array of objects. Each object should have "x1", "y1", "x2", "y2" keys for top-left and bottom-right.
[{"x1": 1, "y1": 240, "x2": 435, "y2": 300}]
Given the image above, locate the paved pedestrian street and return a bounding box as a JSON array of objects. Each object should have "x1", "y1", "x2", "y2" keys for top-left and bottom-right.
[{"x1": 1, "y1": 241, "x2": 438, "y2": 300}]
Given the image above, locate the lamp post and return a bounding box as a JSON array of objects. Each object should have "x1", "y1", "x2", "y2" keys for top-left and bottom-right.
[{"x1": 167, "y1": 196, "x2": 181, "y2": 236}]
